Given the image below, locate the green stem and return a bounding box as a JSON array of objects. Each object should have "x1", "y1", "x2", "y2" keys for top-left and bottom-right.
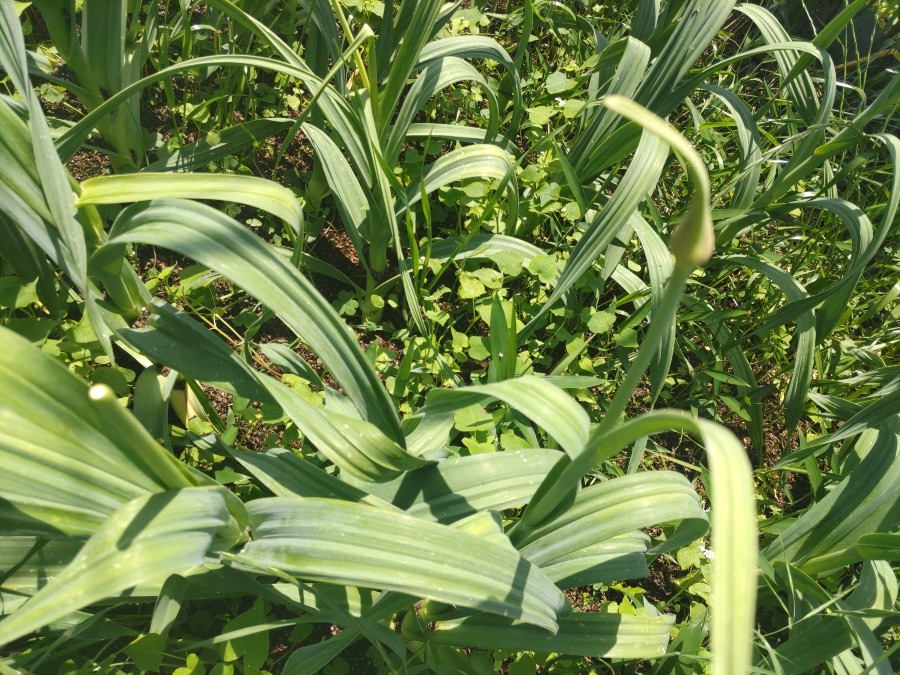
[
  {"x1": 512, "y1": 264, "x2": 693, "y2": 539},
  {"x1": 595, "y1": 264, "x2": 692, "y2": 438},
  {"x1": 327, "y1": 0, "x2": 372, "y2": 91}
]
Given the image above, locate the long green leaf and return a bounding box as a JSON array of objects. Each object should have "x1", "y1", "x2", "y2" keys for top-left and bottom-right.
[
  {"x1": 144, "y1": 118, "x2": 296, "y2": 172},
  {"x1": 0, "y1": 487, "x2": 242, "y2": 648},
  {"x1": 519, "y1": 124, "x2": 669, "y2": 340},
  {"x1": 769, "y1": 561, "x2": 897, "y2": 674},
  {"x1": 421, "y1": 377, "x2": 590, "y2": 459},
  {"x1": 519, "y1": 410, "x2": 757, "y2": 675},
  {"x1": 78, "y1": 172, "x2": 303, "y2": 237},
  {"x1": 765, "y1": 416, "x2": 900, "y2": 575},
  {"x1": 724, "y1": 255, "x2": 815, "y2": 435},
  {"x1": 126, "y1": 299, "x2": 423, "y2": 482},
  {"x1": 101, "y1": 199, "x2": 403, "y2": 442},
  {"x1": 349, "y1": 448, "x2": 564, "y2": 524},
  {"x1": 301, "y1": 122, "x2": 370, "y2": 267},
  {"x1": 417, "y1": 611, "x2": 675, "y2": 659},
  {"x1": 404, "y1": 143, "x2": 517, "y2": 213},
  {"x1": 230, "y1": 497, "x2": 567, "y2": 632},
  {"x1": 517, "y1": 471, "x2": 708, "y2": 564},
  {"x1": 376, "y1": 0, "x2": 443, "y2": 135},
  {"x1": 0, "y1": 325, "x2": 202, "y2": 536}
]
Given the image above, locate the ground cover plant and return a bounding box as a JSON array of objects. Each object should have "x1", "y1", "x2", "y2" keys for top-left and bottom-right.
[{"x1": 0, "y1": 0, "x2": 898, "y2": 672}]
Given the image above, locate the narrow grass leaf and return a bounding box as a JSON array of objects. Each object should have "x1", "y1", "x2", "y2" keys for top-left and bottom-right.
[{"x1": 765, "y1": 417, "x2": 900, "y2": 574}]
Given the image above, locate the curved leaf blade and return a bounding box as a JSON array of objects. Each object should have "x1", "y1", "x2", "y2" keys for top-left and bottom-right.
[{"x1": 231, "y1": 497, "x2": 567, "y2": 632}]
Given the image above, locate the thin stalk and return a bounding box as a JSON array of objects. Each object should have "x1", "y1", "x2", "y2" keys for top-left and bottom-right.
[
  {"x1": 328, "y1": 0, "x2": 372, "y2": 94},
  {"x1": 594, "y1": 264, "x2": 692, "y2": 438},
  {"x1": 511, "y1": 263, "x2": 692, "y2": 538}
]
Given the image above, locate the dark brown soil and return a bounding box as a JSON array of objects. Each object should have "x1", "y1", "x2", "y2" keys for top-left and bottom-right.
[{"x1": 67, "y1": 149, "x2": 112, "y2": 181}]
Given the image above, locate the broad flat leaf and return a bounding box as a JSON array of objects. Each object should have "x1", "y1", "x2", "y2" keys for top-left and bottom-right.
[
  {"x1": 602, "y1": 95, "x2": 714, "y2": 269},
  {"x1": 0, "y1": 487, "x2": 242, "y2": 648},
  {"x1": 545, "y1": 70, "x2": 574, "y2": 95},
  {"x1": 637, "y1": 1, "x2": 738, "y2": 114},
  {"x1": 518, "y1": 410, "x2": 757, "y2": 675},
  {"x1": 127, "y1": 301, "x2": 426, "y2": 482},
  {"x1": 233, "y1": 448, "x2": 391, "y2": 508},
  {"x1": 0, "y1": 0, "x2": 85, "y2": 287},
  {"x1": 264, "y1": 381, "x2": 431, "y2": 481},
  {"x1": 386, "y1": 56, "x2": 498, "y2": 162},
  {"x1": 416, "y1": 35, "x2": 520, "y2": 114},
  {"x1": 230, "y1": 497, "x2": 567, "y2": 632},
  {"x1": 404, "y1": 144, "x2": 516, "y2": 215},
  {"x1": 630, "y1": 213, "x2": 676, "y2": 398},
  {"x1": 770, "y1": 561, "x2": 897, "y2": 674},
  {"x1": 301, "y1": 122, "x2": 369, "y2": 264},
  {"x1": 133, "y1": 366, "x2": 176, "y2": 449},
  {"x1": 0, "y1": 537, "x2": 82, "y2": 615},
  {"x1": 376, "y1": 0, "x2": 443, "y2": 134},
  {"x1": 700, "y1": 84, "x2": 762, "y2": 209},
  {"x1": 515, "y1": 471, "x2": 708, "y2": 582},
  {"x1": 417, "y1": 611, "x2": 675, "y2": 659},
  {"x1": 123, "y1": 299, "x2": 275, "y2": 406},
  {"x1": 0, "y1": 325, "x2": 201, "y2": 537},
  {"x1": 348, "y1": 448, "x2": 563, "y2": 523},
  {"x1": 281, "y1": 630, "x2": 360, "y2": 675},
  {"x1": 568, "y1": 37, "x2": 650, "y2": 177},
  {"x1": 150, "y1": 574, "x2": 188, "y2": 637},
  {"x1": 78, "y1": 173, "x2": 303, "y2": 237},
  {"x1": 102, "y1": 199, "x2": 403, "y2": 442},
  {"x1": 519, "y1": 127, "x2": 669, "y2": 340},
  {"x1": 405, "y1": 122, "x2": 517, "y2": 152},
  {"x1": 428, "y1": 233, "x2": 545, "y2": 266},
  {"x1": 736, "y1": 5, "x2": 821, "y2": 126},
  {"x1": 725, "y1": 254, "x2": 814, "y2": 434},
  {"x1": 422, "y1": 377, "x2": 590, "y2": 459},
  {"x1": 538, "y1": 532, "x2": 651, "y2": 587}
]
